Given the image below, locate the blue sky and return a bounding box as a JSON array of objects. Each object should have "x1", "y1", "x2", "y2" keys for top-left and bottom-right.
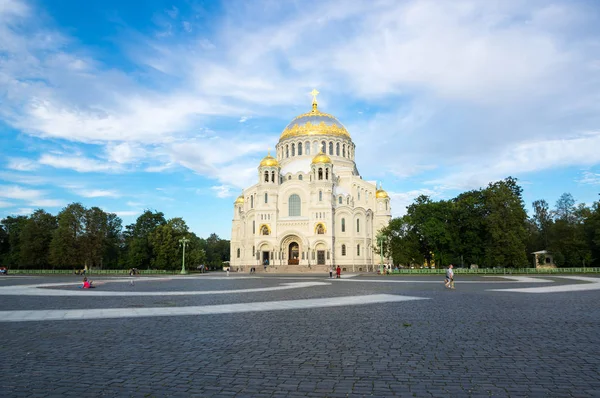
[{"x1": 1, "y1": 0, "x2": 600, "y2": 239}]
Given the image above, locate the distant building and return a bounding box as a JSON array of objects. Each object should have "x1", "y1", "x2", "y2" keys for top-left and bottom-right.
[
  {"x1": 532, "y1": 250, "x2": 556, "y2": 268},
  {"x1": 230, "y1": 91, "x2": 391, "y2": 272}
]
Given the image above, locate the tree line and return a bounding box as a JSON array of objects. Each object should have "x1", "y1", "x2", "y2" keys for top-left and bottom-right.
[
  {"x1": 0, "y1": 203, "x2": 230, "y2": 270},
  {"x1": 379, "y1": 177, "x2": 600, "y2": 268}
]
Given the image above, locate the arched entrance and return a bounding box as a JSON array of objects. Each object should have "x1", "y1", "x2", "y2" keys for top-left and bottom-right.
[{"x1": 288, "y1": 242, "x2": 300, "y2": 265}]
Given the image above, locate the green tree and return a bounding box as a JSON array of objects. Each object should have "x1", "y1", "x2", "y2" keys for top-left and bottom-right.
[
  {"x1": 49, "y1": 203, "x2": 86, "y2": 269},
  {"x1": 149, "y1": 218, "x2": 189, "y2": 270},
  {"x1": 20, "y1": 209, "x2": 57, "y2": 268},
  {"x1": 1, "y1": 216, "x2": 29, "y2": 268},
  {"x1": 124, "y1": 210, "x2": 166, "y2": 269},
  {"x1": 481, "y1": 177, "x2": 528, "y2": 268}
]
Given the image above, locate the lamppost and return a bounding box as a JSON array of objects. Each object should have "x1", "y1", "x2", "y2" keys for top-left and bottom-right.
[
  {"x1": 179, "y1": 237, "x2": 189, "y2": 275},
  {"x1": 377, "y1": 233, "x2": 384, "y2": 274}
]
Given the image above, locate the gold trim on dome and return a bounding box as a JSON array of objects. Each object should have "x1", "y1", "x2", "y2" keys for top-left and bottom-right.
[
  {"x1": 281, "y1": 120, "x2": 350, "y2": 140},
  {"x1": 234, "y1": 195, "x2": 245, "y2": 204}
]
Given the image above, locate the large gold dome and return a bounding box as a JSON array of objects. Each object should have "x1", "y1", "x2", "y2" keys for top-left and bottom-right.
[{"x1": 280, "y1": 91, "x2": 350, "y2": 140}]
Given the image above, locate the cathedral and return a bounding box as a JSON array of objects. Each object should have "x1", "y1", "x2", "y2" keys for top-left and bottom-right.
[{"x1": 230, "y1": 91, "x2": 391, "y2": 272}]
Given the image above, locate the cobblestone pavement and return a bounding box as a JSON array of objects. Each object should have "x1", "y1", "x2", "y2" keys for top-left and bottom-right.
[{"x1": 1, "y1": 274, "x2": 599, "y2": 397}]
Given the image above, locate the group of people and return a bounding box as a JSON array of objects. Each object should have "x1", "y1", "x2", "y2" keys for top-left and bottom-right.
[{"x1": 329, "y1": 266, "x2": 342, "y2": 279}]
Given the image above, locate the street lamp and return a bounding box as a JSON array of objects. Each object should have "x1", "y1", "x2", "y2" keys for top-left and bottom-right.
[
  {"x1": 179, "y1": 237, "x2": 189, "y2": 275},
  {"x1": 377, "y1": 233, "x2": 384, "y2": 274}
]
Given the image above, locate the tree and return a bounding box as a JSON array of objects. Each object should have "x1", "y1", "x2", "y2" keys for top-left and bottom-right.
[
  {"x1": 1, "y1": 216, "x2": 29, "y2": 268},
  {"x1": 531, "y1": 199, "x2": 552, "y2": 248},
  {"x1": 481, "y1": 177, "x2": 528, "y2": 268},
  {"x1": 49, "y1": 203, "x2": 86, "y2": 269},
  {"x1": 124, "y1": 210, "x2": 166, "y2": 269},
  {"x1": 20, "y1": 209, "x2": 57, "y2": 268},
  {"x1": 149, "y1": 218, "x2": 189, "y2": 270}
]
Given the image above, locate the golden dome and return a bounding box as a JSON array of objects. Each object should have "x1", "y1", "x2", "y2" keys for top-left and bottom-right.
[
  {"x1": 259, "y1": 151, "x2": 279, "y2": 167},
  {"x1": 234, "y1": 195, "x2": 244, "y2": 204},
  {"x1": 376, "y1": 183, "x2": 389, "y2": 199},
  {"x1": 280, "y1": 90, "x2": 350, "y2": 140},
  {"x1": 312, "y1": 151, "x2": 332, "y2": 164}
]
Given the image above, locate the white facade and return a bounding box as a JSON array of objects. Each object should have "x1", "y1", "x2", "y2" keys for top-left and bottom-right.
[{"x1": 230, "y1": 95, "x2": 391, "y2": 272}]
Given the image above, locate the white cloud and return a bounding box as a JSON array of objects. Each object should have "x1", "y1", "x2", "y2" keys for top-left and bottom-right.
[
  {"x1": 0, "y1": 200, "x2": 14, "y2": 208},
  {"x1": 182, "y1": 21, "x2": 191, "y2": 32},
  {"x1": 28, "y1": 198, "x2": 63, "y2": 207},
  {"x1": 14, "y1": 208, "x2": 33, "y2": 216},
  {"x1": 6, "y1": 157, "x2": 38, "y2": 171},
  {"x1": 75, "y1": 189, "x2": 121, "y2": 198},
  {"x1": 578, "y1": 171, "x2": 600, "y2": 186},
  {"x1": 0, "y1": 185, "x2": 45, "y2": 200},
  {"x1": 39, "y1": 154, "x2": 122, "y2": 173},
  {"x1": 113, "y1": 210, "x2": 141, "y2": 217},
  {"x1": 211, "y1": 185, "x2": 234, "y2": 198},
  {"x1": 429, "y1": 131, "x2": 600, "y2": 190},
  {"x1": 389, "y1": 188, "x2": 441, "y2": 217}
]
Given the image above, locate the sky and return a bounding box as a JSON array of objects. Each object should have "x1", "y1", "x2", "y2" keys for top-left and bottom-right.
[{"x1": 1, "y1": 0, "x2": 600, "y2": 239}]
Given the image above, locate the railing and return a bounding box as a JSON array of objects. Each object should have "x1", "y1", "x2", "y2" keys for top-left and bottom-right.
[
  {"x1": 380, "y1": 267, "x2": 600, "y2": 275},
  {"x1": 5, "y1": 269, "x2": 187, "y2": 275}
]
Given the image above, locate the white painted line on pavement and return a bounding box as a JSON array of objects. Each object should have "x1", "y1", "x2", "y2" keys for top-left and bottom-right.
[
  {"x1": 488, "y1": 276, "x2": 555, "y2": 283},
  {"x1": 0, "y1": 294, "x2": 428, "y2": 322},
  {"x1": 0, "y1": 281, "x2": 329, "y2": 296},
  {"x1": 488, "y1": 277, "x2": 600, "y2": 293}
]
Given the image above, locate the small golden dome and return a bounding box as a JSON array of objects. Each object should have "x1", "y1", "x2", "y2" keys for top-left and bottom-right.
[
  {"x1": 312, "y1": 151, "x2": 332, "y2": 164},
  {"x1": 234, "y1": 195, "x2": 244, "y2": 204},
  {"x1": 376, "y1": 183, "x2": 389, "y2": 199},
  {"x1": 375, "y1": 189, "x2": 389, "y2": 199},
  {"x1": 259, "y1": 151, "x2": 279, "y2": 167}
]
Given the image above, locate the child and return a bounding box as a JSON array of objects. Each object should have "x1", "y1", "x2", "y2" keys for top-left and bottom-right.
[
  {"x1": 444, "y1": 264, "x2": 455, "y2": 289},
  {"x1": 329, "y1": 267, "x2": 333, "y2": 279},
  {"x1": 82, "y1": 277, "x2": 95, "y2": 289}
]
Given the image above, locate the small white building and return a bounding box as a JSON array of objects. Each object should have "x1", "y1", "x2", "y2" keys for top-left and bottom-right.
[{"x1": 230, "y1": 92, "x2": 392, "y2": 272}]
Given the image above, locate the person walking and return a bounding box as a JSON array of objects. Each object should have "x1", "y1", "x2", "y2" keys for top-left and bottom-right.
[
  {"x1": 336, "y1": 265, "x2": 341, "y2": 279},
  {"x1": 329, "y1": 267, "x2": 333, "y2": 279},
  {"x1": 445, "y1": 264, "x2": 455, "y2": 289}
]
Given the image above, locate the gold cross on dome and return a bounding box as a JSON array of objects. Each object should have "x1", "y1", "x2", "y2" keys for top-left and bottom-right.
[{"x1": 310, "y1": 89, "x2": 319, "y2": 103}]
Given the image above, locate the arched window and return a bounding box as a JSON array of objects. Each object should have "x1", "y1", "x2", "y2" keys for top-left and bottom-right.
[
  {"x1": 289, "y1": 194, "x2": 301, "y2": 216},
  {"x1": 237, "y1": 248, "x2": 240, "y2": 258},
  {"x1": 319, "y1": 191, "x2": 323, "y2": 201},
  {"x1": 305, "y1": 141, "x2": 310, "y2": 155},
  {"x1": 358, "y1": 190, "x2": 361, "y2": 200},
  {"x1": 341, "y1": 218, "x2": 346, "y2": 232},
  {"x1": 325, "y1": 168, "x2": 329, "y2": 180},
  {"x1": 288, "y1": 175, "x2": 291, "y2": 180},
  {"x1": 329, "y1": 142, "x2": 333, "y2": 155},
  {"x1": 261, "y1": 225, "x2": 269, "y2": 235},
  {"x1": 264, "y1": 171, "x2": 269, "y2": 182},
  {"x1": 271, "y1": 171, "x2": 275, "y2": 183},
  {"x1": 357, "y1": 244, "x2": 360, "y2": 256},
  {"x1": 336, "y1": 143, "x2": 340, "y2": 156},
  {"x1": 298, "y1": 142, "x2": 302, "y2": 156},
  {"x1": 253, "y1": 220, "x2": 255, "y2": 234},
  {"x1": 357, "y1": 219, "x2": 360, "y2": 233},
  {"x1": 264, "y1": 193, "x2": 268, "y2": 204},
  {"x1": 342, "y1": 144, "x2": 346, "y2": 157},
  {"x1": 386, "y1": 201, "x2": 388, "y2": 210},
  {"x1": 286, "y1": 145, "x2": 289, "y2": 158},
  {"x1": 321, "y1": 141, "x2": 326, "y2": 152},
  {"x1": 291, "y1": 143, "x2": 295, "y2": 156},
  {"x1": 298, "y1": 174, "x2": 303, "y2": 181},
  {"x1": 347, "y1": 197, "x2": 350, "y2": 205},
  {"x1": 318, "y1": 168, "x2": 323, "y2": 180},
  {"x1": 341, "y1": 244, "x2": 346, "y2": 256},
  {"x1": 251, "y1": 195, "x2": 254, "y2": 208},
  {"x1": 338, "y1": 196, "x2": 342, "y2": 204}
]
